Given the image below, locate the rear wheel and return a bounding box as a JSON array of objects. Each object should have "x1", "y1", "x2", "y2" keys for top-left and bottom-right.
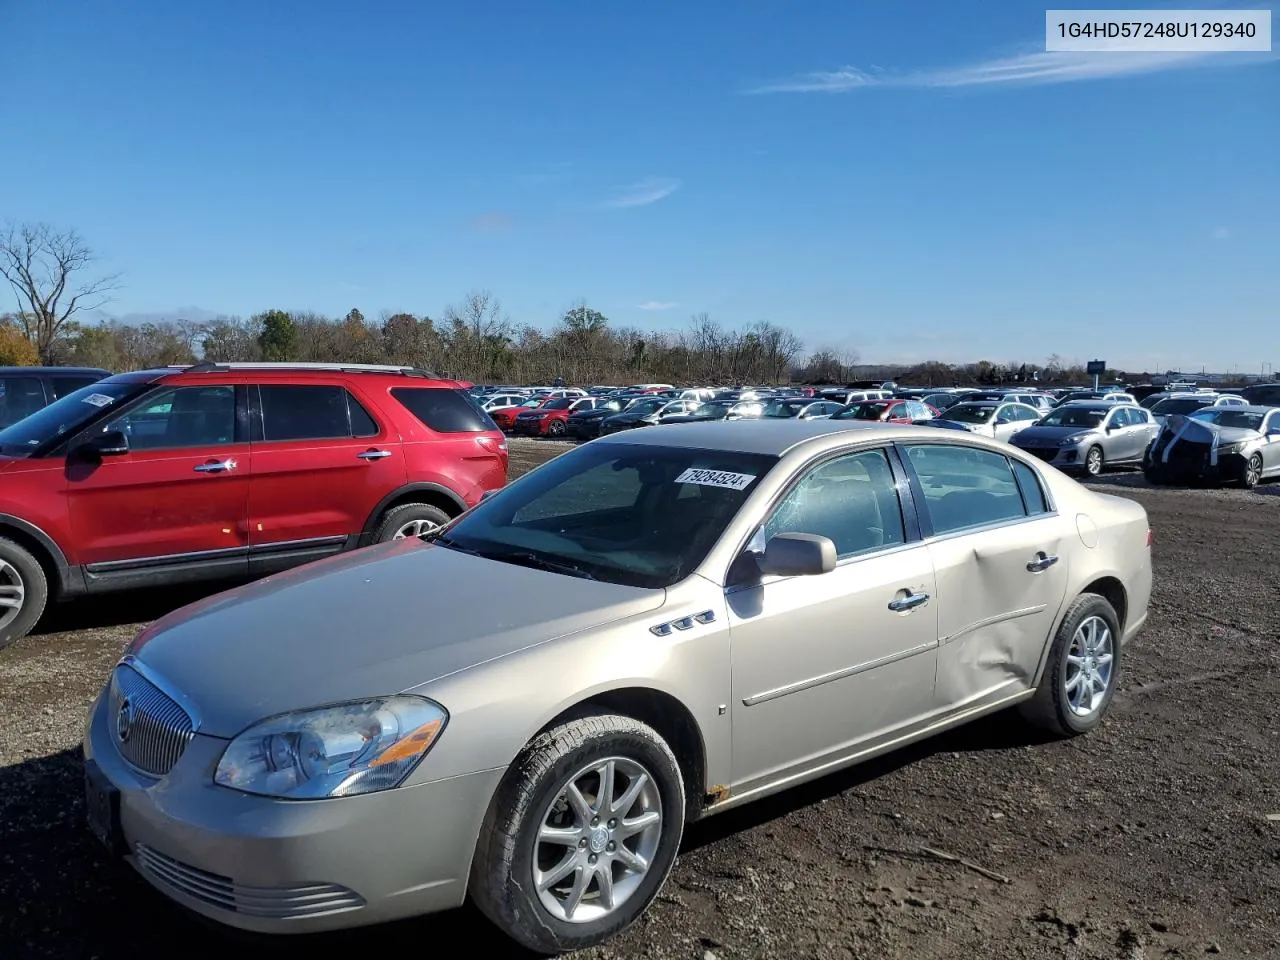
[
  {"x1": 1020, "y1": 593, "x2": 1121, "y2": 737},
  {"x1": 0, "y1": 538, "x2": 49, "y2": 652},
  {"x1": 470, "y1": 712, "x2": 685, "y2": 953},
  {"x1": 372, "y1": 503, "x2": 452, "y2": 543}
]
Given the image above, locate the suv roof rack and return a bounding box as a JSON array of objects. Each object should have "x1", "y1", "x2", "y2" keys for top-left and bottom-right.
[{"x1": 180, "y1": 361, "x2": 443, "y2": 379}]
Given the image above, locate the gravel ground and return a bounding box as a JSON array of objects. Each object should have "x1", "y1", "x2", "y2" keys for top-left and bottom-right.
[{"x1": 2, "y1": 438, "x2": 1278, "y2": 959}]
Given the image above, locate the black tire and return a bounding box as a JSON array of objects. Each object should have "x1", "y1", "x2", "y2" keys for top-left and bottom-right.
[
  {"x1": 371, "y1": 503, "x2": 452, "y2": 543},
  {"x1": 1019, "y1": 593, "x2": 1122, "y2": 738},
  {"x1": 1083, "y1": 444, "x2": 1104, "y2": 478},
  {"x1": 546, "y1": 419, "x2": 566, "y2": 438},
  {"x1": 0, "y1": 537, "x2": 50, "y2": 653},
  {"x1": 1238, "y1": 453, "x2": 1263, "y2": 489},
  {"x1": 469, "y1": 712, "x2": 686, "y2": 954}
]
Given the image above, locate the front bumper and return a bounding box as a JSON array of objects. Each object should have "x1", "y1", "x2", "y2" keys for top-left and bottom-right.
[
  {"x1": 83, "y1": 690, "x2": 503, "y2": 934},
  {"x1": 1145, "y1": 450, "x2": 1247, "y2": 485},
  {"x1": 1014, "y1": 443, "x2": 1083, "y2": 470},
  {"x1": 566, "y1": 419, "x2": 601, "y2": 439},
  {"x1": 512, "y1": 417, "x2": 548, "y2": 436}
]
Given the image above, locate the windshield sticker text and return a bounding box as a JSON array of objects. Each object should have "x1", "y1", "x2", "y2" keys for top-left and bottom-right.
[
  {"x1": 675, "y1": 468, "x2": 756, "y2": 491},
  {"x1": 81, "y1": 393, "x2": 115, "y2": 408}
]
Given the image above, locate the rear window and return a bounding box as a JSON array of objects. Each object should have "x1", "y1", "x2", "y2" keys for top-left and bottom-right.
[
  {"x1": 391, "y1": 387, "x2": 498, "y2": 433},
  {"x1": 51, "y1": 376, "x2": 103, "y2": 399}
]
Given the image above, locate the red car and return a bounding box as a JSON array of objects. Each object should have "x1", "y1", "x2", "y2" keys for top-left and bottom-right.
[
  {"x1": 832, "y1": 398, "x2": 940, "y2": 424},
  {"x1": 0, "y1": 361, "x2": 508, "y2": 650},
  {"x1": 511, "y1": 396, "x2": 604, "y2": 437},
  {"x1": 489, "y1": 396, "x2": 553, "y2": 432}
]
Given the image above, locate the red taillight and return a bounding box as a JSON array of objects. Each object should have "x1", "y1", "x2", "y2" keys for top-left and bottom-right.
[
  {"x1": 475, "y1": 435, "x2": 506, "y2": 456},
  {"x1": 1146, "y1": 528, "x2": 1153, "y2": 547}
]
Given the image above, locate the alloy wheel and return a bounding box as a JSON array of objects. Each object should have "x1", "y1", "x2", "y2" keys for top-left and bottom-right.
[
  {"x1": 393, "y1": 519, "x2": 440, "y2": 539},
  {"x1": 0, "y1": 560, "x2": 25, "y2": 631},
  {"x1": 1064, "y1": 615, "x2": 1114, "y2": 717}
]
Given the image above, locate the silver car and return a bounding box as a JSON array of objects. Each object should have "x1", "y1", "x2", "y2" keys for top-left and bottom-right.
[
  {"x1": 930, "y1": 400, "x2": 1042, "y2": 442},
  {"x1": 83, "y1": 421, "x2": 1153, "y2": 952},
  {"x1": 1010, "y1": 401, "x2": 1159, "y2": 477}
]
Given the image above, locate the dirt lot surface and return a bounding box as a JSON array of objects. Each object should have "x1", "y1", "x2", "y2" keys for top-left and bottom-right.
[{"x1": 2, "y1": 438, "x2": 1278, "y2": 959}]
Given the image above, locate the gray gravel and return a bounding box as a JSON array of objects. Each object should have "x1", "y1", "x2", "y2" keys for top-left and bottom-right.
[{"x1": 1, "y1": 440, "x2": 1278, "y2": 959}]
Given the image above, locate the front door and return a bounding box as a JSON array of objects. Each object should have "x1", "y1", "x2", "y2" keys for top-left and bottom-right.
[
  {"x1": 898, "y1": 442, "x2": 1071, "y2": 709},
  {"x1": 729, "y1": 447, "x2": 939, "y2": 795},
  {"x1": 247, "y1": 383, "x2": 407, "y2": 572},
  {"x1": 67, "y1": 383, "x2": 251, "y2": 585}
]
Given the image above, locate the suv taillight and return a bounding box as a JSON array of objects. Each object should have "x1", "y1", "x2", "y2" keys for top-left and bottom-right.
[{"x1": 476, "y1": 435, "x2": 506, "y2": 455}]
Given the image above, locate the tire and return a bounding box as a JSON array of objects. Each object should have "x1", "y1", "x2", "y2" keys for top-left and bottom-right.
[
  {"x1": 469, "y1": 712, "x2": 686, "y2": 954},
  {"x1": 1083, "y1": 445, "x2": 1104, "y2": 478},
  {"x1": 0, "y1": 537, "x2": 49, "y2": 653},
  {"x1": 1019, "y1": 593, "x2": 1122, "y2": 737},
  {"x1": 1238, "y1": 454, "x2": 1263, "y2": 489},
  {"x1": 547, "y1": 419, "x2": 566, "y2": 438},
  {"x1": 371, "y1": 503, "x2": 452, "y2": 543}
]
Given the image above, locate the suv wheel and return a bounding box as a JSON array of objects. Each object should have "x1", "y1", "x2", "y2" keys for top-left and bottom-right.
[
  {"x1": 470, "y1": 712, "x2": 685, "y2": 953},
  {"x1": 372, "y1": 503, "x2": 452, "y2": 543},
  {"x1": 0, "y1": 538, "x2": 49, "y2": 652}
]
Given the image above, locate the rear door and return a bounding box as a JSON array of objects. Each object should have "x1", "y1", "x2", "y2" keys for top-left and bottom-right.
[
  {"x1": 898, "y1": 442, "x2": 1070, "y2": 710},
  {"x1": 66, "y1": 382, "x2": 252, "y2": 585},
  {"x1": 247, "y1": 382, "x2": 407, "y2": 572}
]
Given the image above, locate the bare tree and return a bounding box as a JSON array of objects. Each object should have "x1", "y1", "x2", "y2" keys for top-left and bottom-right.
[{"x1": 0, "y1": 223, "x2": 121, "y2": 362}]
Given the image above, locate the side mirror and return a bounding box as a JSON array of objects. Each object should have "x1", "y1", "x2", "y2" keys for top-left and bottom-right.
[
  {"x1": 757, "y1": 532, "x2": 836, "y2": 577},
  {"x1": 76, "y1": 430, "x2": 129, "y2": 459}
]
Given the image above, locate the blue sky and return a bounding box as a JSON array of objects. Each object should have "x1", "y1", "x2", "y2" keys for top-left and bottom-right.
[{"x1": 2, "y1": 0, "x2": 1276, "y2": 372}]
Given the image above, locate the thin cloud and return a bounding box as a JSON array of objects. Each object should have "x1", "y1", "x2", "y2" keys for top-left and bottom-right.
[
  {"x1": 469, "y1": 211, "x2": 514, "y2": 233},
  {"x1": 1211, "y1": 226, "x2": 1231, "y2": 241},
  {"x1": 600, "y1": 177, "x2": 682, "y2": 209},
  {"x1": 745, "y1": 48, "x2": 1270, "y2": 93},
  {"x1": 637, "y1": 300, "x2": 679, "y2": 311}
]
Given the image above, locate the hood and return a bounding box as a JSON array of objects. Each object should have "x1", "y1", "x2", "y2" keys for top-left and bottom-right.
[
  {"x1": 128, "y1": 540, "x2": 665, "y2": 737},
  {"x1": 1013, "y1": 424, "x2": 1097, "y2": 444},
  {"x1": 606, "y1": 410, "x2": 657, "y2": 424},
  {"x1": 1209, "y1": 425, "x2": 1263, "y2": 444},
  {"x1": 661, "y1": 414, "x2": 716, "y2": 424},
  {"x1": 570, "y1": 408, "x2": 613, "y2": 421}
]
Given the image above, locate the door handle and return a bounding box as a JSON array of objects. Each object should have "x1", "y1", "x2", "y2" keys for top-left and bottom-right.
[
  {"x1": 888, "y1": 591, "x2": 930, "y2": 613},
  {"x1": 357, "y1": 449, "x2": 392, "y2": 461},
  {"x1": 193, "y1": 460, "x2": 236, "y2": 473},
  {"x1": 1026, "y1": 552, "x2": 1059, "y2": 572}
]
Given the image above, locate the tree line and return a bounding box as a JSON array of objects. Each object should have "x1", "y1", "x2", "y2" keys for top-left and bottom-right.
[{"x1": 1, "y1": 220, "x2": 1123, "y2": 387}]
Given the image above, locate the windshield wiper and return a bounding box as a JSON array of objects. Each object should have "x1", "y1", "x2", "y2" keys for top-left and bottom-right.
[{"x1": 486, "y1": 549, "x2": 601, "y2": 581}]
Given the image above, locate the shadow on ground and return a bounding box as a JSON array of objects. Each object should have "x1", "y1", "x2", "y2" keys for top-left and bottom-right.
[{"x1": 0, "y1": 712, "x2": 1046, "y2": 960}]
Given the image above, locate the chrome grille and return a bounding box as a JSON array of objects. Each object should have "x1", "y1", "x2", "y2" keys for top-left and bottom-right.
[
  {"x1": 135, "y1": 845, "x2": 365, "y2": 918},
  {"x1": 108, "y1": 664, "x2": 196, "y2": 777}
]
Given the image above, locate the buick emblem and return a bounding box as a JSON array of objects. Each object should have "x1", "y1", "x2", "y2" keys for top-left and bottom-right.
[{"x1": 117, "y1": 697, "x2": 135, "y2": 743}]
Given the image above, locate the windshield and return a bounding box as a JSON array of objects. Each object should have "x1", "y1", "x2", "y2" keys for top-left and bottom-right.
[
  {"x1": 0, "y1": 381, "x2": 144, "y2": 456},
  {"x1": 544, "y1": 398, "x2": 574, "y2": 410},
  {"x1": 942, "y1": 404, "x2": 996, "y2": 424},
  {"x1": 437, "y1": 442, "x2": 777, "y2": 588},
  {"x1": 1189, "y1": 409, "x2": 1264, "y2": 430},
  {"x1": 1038, "y1": 407, "x2": 1106, "y2": 428},
  {"x1": 692, "y1": 403, "x2": 729, "y2": 418},
  {"x1": 626, "y1": 398, "x2": 666, "y2": 415},
  {"x1": 832, "y1": 402, "x2": 890, "y2": 421},
  {"x1": 763, "y1": 400, "x2": 805, "y2": 418},
  {"x1": 1152, "y1": 397, "x2": 1211, "y2": 416}
]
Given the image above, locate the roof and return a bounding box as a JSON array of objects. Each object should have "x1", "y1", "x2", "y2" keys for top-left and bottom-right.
[
  {"x1": 1195, "y1": 405, "x2": 1277, "y2": 415},
  {"x1": 100, "y1": 362, "x2": 463, "y2": 386},
  {"x1": 0, "y1": 366, "x2": 110, "y2": 376},
  {"x1": 594, "y1": 418, "x2": 932, "y2": 456}
]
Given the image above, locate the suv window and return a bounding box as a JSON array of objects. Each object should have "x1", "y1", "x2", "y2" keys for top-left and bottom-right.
[
  {"x1": 760, "y1": 449, "x2": 905, "y2": 559},
  {"x1": 0, "y1": 377, "x2": 48, "y2": 428},
  {"x1": 51, "y1": 376, "x2": 101, "y2": 400},
  {"x1": 107, "y1": 385, "x2": 240, "y2": 450},
  {"x1": 903, "y1": 444, "x2": 1028, "y2": 535},
  {"x1": 391, "y1": 387, "x2": 498, "y2": 433},
  {"x1": 259, "y1": 385, "x2": 378, "y2": 441}
]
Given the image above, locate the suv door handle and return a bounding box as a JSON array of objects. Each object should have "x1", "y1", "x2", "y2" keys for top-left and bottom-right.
[
  {"x1": 888, "y1": 591, "x2": 930, "y2": 613},
  {"x1": 1027, "y1": 552, "x2": 1059, "y2": 572},
  {"x1": 357, "y1": 449, "x2": 392, "y2": 461},
  {"x1": 193, "y1": 459, "x2": 236, "y2": 473}
]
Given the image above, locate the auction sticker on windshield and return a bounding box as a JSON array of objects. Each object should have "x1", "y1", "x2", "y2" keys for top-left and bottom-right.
[
  {"x1": 82, "y1": 393, "x2": 116, "y2": 407},
  {"x1": 675, "y1": 468, "x2": 756, "y2": 490}
]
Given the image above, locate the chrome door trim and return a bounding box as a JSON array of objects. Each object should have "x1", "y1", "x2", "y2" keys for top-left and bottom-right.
[
  {"x1": 741, "y1": 640, "x2": 937, "y2": 707},
  {"x1": 938, "y1": 603, "x2": 1047, "y2": 646}
]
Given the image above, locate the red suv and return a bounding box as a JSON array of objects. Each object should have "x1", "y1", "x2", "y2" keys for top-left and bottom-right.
[{"x1": 0, "y1": 362, "x2": 508, "y2": 650}]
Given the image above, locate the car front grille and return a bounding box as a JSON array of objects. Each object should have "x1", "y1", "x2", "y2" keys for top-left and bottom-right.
[
  {"x1": 1024, "y1": 448, "x2": 1058, "y2": 463},
  {"x1": 135, "y1": 845, "x2": 365, "y2": 919},
  {"x1": 108, "y1": 664, "x2": 196, "y2": 777}
]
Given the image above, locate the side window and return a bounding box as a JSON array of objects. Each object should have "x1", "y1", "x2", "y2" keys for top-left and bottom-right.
[
  {"x1": 106, "y1": 386, "x2": 239, "y2": 450},
  {"x1": 903, "y1": 444, "x2": 1027, "y2": 535},
  {"x1": 0, "y1": 377, "x2": 48, "y2": 428},
  {"x1": 1015, "y1": 405, "x2": 1039, "y2": 421},
  {"x1": 760, "y1": 449, "x2": 906, "y2": 560},
  {"x1": 390, "y1": 387, "x2": 497, "y2": 433},
  {"x1": 52, "y1": 376, "x2": 101, "y2": 399},
  {"x1": 259, "y1": 385, "x2": 367, "y2": 441},
  {"x1": 1010, "y1": 459, "x2": 1049, "y2": 515}
]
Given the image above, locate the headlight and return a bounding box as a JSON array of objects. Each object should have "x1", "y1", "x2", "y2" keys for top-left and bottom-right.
[
  {"x1": 214, "y1": 696, "x2": 447, "y2": 799},
  {"x1": 1217, "y1": 441, "x2": 1246, "y2": 455},
  {"x1": 1058, "y1": 434, "x2": 1086, "y2": 447}
]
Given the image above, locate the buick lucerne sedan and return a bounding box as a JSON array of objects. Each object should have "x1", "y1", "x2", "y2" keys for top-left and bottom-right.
[{"x1": 84, "y1": 420, "x2": 1152, "y2": 953}]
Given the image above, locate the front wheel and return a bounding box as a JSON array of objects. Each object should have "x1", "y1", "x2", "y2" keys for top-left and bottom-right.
[
  {"x1": 1083, "y1": 445, "x2": 1104, "y2": 477},
  {"x1": 469, "y1": 712, "x2": 686, "y2": 953},
  {"x1": 547, "y1": 418, "x2": 566, "y2": 437},
  {"x1": 1019, "y1": 593, "x2": 1122, "y2": 737},
  {"x1": 1238, "y1": 453, "x2": 1263, "y2": 489}
]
